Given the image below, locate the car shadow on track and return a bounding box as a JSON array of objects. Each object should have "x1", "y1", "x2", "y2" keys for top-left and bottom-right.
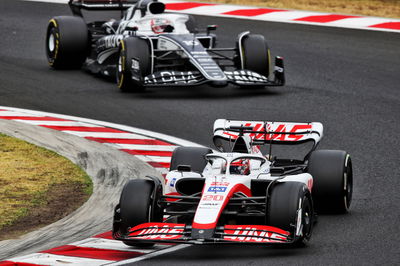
[
  {"x1": 125, "y1": 85, "x2": 283, "y2": 100},
  {"x1": 84, "y1": 71, "x2": 284, "y2": 99},
  {"x1": 144, "y1": 244, "x2": 307, "y2": 264}
]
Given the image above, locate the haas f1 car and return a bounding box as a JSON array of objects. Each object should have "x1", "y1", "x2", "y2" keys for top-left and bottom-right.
[
  {"x1": 46, "y1": 0, "x2": 285, "y2": 92},
  {"x1": 112, "y1": 119, "x2": 353, "y2": 246}
]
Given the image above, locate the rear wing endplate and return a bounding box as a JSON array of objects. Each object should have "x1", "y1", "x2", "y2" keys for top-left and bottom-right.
[{"x1": 213, "y1": 119, "x2": 323, "y2": 148}]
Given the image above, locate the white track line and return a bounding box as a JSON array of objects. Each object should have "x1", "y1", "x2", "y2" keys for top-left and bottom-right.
[
  {"x1": 71, "y1": 238, "x2": 156, "y2": 253},
  {"x1": 135, "y1": 155, "x2": 173, "y2": 163},
  {"x1": 105, "y1": 143, "x2": 177, "y2": 151},
  {"x1": 107, "y1": 244, "x2": 191, "y2": 265},
  {"x1": 62, "y1": 131, "x2": 153, "y2": 139},
  {"x1": 7, "y1": 253, "x2": 111, "y2": 265},
  {"x1": 14, "y1": 120, "x2": 98, "y2": 127}
]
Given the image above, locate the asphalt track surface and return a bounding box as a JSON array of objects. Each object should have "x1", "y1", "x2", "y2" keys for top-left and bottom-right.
[{"x1": 1, "y1": 0, "x2": 399, "y2": 265}]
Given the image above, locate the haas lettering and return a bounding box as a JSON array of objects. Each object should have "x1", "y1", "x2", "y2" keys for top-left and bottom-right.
[
  {"x1": 133, "y1": 225, "x2": 184, "y2": 240},
  {"x1": 224, "y1": 227, "x2": 287, "y2": 243}
]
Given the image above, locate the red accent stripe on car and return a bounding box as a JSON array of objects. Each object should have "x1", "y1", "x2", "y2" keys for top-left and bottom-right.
[
  {"x1": 165, "y1": 2, "x2": 215, "y2": 11},
  {"x1": 192, "y1": 184, "x2": 252, "y2": 230},
  {"x1": 122, "y1": 149, "x2": 173, "y2": 157},
  {"x1": 165, "y1": 192, "x2": 181, "y2": 202},
  {"x1": 294, "y1": 14, "x2": 359, "y2": 23},
  {"x1": 40, "y1": 126, "x2": 125, "y2": 132},
  {"x1": 85, "y1": 137, "x2": 173, "y2": 145},
  {"x1": 41, "y1": 245, "x2": 143, "y2": 261},
  {"x1": 223, "y1": 8, "x2": 287, "y2": 17},
  {"x1": 369, "y1": 22, "x2": 400, "y2": 30},
  {"x1": 0, "y1": 262, "x2": 45, "y2": 266},
  {"x1": 0, "y1": 116, "x2": 68, "y2": 121}
]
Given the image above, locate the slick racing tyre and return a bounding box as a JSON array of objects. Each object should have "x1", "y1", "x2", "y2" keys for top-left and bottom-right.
[
  {"x1": 170, "y1": 147, "x2": 213, "y2": 173},
  {"x1": 118, "y1": 179, "x2": 162, "y2": 247},
  {"x1": 307, "y1": 150, "x2": 353, "y2": 214},
  {"x1": 239, "y1": 34, "x2": 271, "y2": 79},
  {"x1": 117, "y1": 37, "x2": 151, "y2": 92},
  {"x1": 46, "y1": 16, "x2": 89, "y2": 69},
  {"x1": 268, "y1": 182, "x2": 314, "y2": 245}
]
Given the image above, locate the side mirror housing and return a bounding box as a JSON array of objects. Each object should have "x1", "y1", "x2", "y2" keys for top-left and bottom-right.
[{"x1": 207, "y1": 25, "x2": 217, "y2": 35}]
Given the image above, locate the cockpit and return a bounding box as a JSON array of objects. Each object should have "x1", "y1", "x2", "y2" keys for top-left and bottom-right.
[
  {"x1": 117, "y1": 0, "x2": 191, "y2": 35},
  {"x1": 205, "y1": 154, "x2": 267, "y2": 176}
]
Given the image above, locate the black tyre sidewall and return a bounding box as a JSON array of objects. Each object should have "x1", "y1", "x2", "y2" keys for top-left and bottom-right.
[{"x1": 116, "y1": 40, "x2": 132, "y2": 92}]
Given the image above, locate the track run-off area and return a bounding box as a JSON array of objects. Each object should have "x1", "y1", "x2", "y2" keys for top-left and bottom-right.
[{"x1": 0, "y1": 0, "x2": 399, "y2": 265}]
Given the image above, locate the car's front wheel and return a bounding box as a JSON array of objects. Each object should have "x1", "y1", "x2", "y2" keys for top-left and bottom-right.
[
  {"x1": 118, "y1": 179, "x2": 162, "y2": 247},
  {"x1": 117, "y1": 37, "x2": 151, "y2": 92},
  {"x1": 268, "y1": 182, "x2": 314, "y2": 245},
  {"x1": 237, "y1": 34, "x2": 271, "y2": 88}
]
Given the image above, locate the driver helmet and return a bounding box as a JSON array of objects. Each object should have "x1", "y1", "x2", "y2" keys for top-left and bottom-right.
[
  {"x1": 230, "y1": 159, "x2": 250, "y2": 175},
  {"x1": 151, "y1": 18, "x2": 173, "y2": 34}
]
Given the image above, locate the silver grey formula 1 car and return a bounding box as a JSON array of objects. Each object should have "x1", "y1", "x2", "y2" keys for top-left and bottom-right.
[{"x1": 45, "y1": 0, "x2": 285, "y2": 92}]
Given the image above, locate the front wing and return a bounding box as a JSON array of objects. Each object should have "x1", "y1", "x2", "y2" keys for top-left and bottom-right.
[
  {"x1": 143, "y1": 69, "x2": 282, "y2": 87},
  {"x1": 113, "y1": 222, "x2": 293, "y2": 245}
]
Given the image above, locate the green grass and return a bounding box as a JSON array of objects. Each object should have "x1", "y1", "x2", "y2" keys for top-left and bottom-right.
[{"x1": 0, "y1": 133, "x2": 93, "y2": 231}]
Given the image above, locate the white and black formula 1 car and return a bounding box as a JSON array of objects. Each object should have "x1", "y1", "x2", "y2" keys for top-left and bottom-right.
[
  {"x1": 112, "y1": 119, "x2": 353, "y2": 246},
  {"x1": 45, "y1": 0, "x2": 285, "y2": 92}
]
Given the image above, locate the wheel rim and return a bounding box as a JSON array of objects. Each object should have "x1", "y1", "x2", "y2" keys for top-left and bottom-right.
[
  {"x1": 344, "y1": 155, "x2": 353, "y2": 211},
  {"x1": 302, "y1": 198, "x2": 312, "y2": 238},
  {"x1": 117, "y1": 50, "x2": 125, "y2": 88},
  {"x1": 48, "y1": 33, "x2": 55, "y2": 52}
]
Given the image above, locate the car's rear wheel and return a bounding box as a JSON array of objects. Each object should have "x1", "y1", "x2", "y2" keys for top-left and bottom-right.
[
  {"x1": 268, "y1": 182, "x2": 313, "y2": 245},
  {"x1": 185, "y1": 15, "x2": 197, "y2": 33},
  {"x1": 119, "y1": 179, "x2": 162, "y2": 247},
  {"x1": 46, "y1": 16, "x2": 89, "y2": 69},
  {"x1": 307, "y1": 150, "x2": 353, "y2": 214},
  {"x1": 170, "y1": 147, "x2": 212, "y2": 173},
  {"x1": 117, "y1": 37, "x2": 151, "y2": 92}
]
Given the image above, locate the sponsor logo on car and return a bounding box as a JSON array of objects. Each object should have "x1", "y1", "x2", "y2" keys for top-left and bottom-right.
[
  {"x1": 129, "y1": 223, "x2": 184, "y2": 240},
  {"x1": 221, "y1": 122, "x2": 313, "y2": 142},
  {"x1": 144, "y1": 71, "x2": 201, "y2": 84},
  {"x1": 224, "y1": 226, "x2": 288, "y2": 243},
  {"x1": 208, "y1": 186, "x2": 227, "y2": 192}
]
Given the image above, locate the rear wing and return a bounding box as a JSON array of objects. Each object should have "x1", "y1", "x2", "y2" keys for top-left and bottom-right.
[
  {"x1": 69, "y1": 0, "x2": 137, "y2": 15},
  {"x1": 213, "y1": 119, "x2": 323, "y2": 149}
]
